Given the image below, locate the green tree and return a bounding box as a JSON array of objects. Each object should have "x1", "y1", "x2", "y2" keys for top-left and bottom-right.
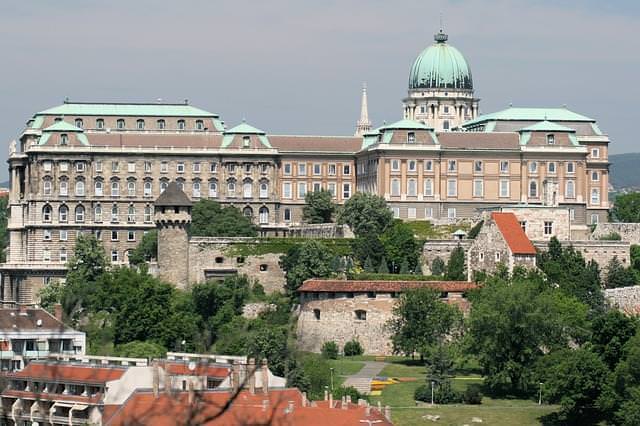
[
  {"x1": 631, "y1": 245, "x2": 640, "y2": 272},
  {"x1": 246, "y1": 324, "x2": 289, "y2": 376},
  {"x1": 467, "y1": 220, "x2": 484, "y2": 239},
  {"x1": 605, "y1": 256, "x2": 637, "y2": 288},
  {"x1": 128, "y1": 230, "x2": 158, "y2": 266},
  {"x1": 363, "y1": 257, "x2": 375, "y2": 273},
  {"x1": 321, "y1": 341, "x2": 339, "y2": 359},
  {"x1": 350, "y1": 233, "x2": 385, "y2": 268},
  {"x1": 590, "y1": 310, "x2": 638, "y2": 369},
  {"x1": 191, "y1": 199, "x2": 257, "y2": 237},
  {"x1": 431, "y1": 257, "x2": 445, "y2": 276},
  {"x1": 445, "y1": 245, "x2": 466, "y2": 281},
  {"x1": 337, "y1": 192, "x2": 393, "y2": 237},
  {"x1": 535, "y1": 348, "x2": 609, "y2": 422},
  {"x1": 467, "y1": 274, "x2": 589, "y2": 394},
  {"x1": 280, "y1": 241, "x2": 334, "y2": 294},
  {"x1": 377, "y1": 256, "x2": 390, "y2": 274},
  {"x1": 380, "y1": 221, "x2": 420, "y2": 273},
  {"x1": 38, "y1": 280, "x2": 66, "y2": 314},
  {"x1": 302, "y1": 189, "x2": 336, "y2": 223},
  {"x1": 537, "y1": 237, "x2": 604, "y2": 311},
  {"x1": 115, "y1": 341, "x2": 167, "y2": 359},
  {"x1": 611, "y1": 192, "x2": 640, "y2": 222},
  {"x1": 387, "y1": 287, "x2": 463, "y2": 359}
]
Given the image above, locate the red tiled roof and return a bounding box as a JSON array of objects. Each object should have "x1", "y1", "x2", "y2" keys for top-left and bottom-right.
[
  {"x1": 163, "y1": 362, "x2": 230, "y2": 378},
  {"x1": 491, "y1": 212, "x2": 537, "y2": 255},
  {"x1": 104, "y1": 388, "x2": 392, "y2": 426},
  {"x1": 298, "y1": 279, "x2": 477, "y2": 293},
  {"x1": 12, "y1": 362, "x2": 126, "y2": 384},
  {"x1": 269, "y1": 135, "x2": 361, "y2": 153}
]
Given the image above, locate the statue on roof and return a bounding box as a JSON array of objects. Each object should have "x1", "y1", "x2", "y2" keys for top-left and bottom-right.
[{"x1": 9, "y1": 140, "x2": 16, "y2": 155}]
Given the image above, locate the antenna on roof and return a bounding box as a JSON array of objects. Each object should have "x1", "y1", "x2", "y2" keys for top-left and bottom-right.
[
  {"x1": 64, "y1": 97, "x2": 69, "y2": 104},
  {"x1": 184, "y1": 99, "x2": 189, "y2": 105},
  {"x1": 509, "y1": 102, "x2": 513, "y2": 107},
  {"x1": 440, "y1": 12, "x2": 444, "y2": 32}
]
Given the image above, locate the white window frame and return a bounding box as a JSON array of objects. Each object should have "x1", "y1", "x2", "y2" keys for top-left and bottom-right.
[
  {"x1": 297, "y1": 163, "x2": 307, "y2": 176},
  {"x1": 127, "y1": 162, "x2": 136, "y2": 173},
  {"x1": 282, "y1": 182, "x2": 292, "y2": 199},
  {"x1": 391, "y1": 179, "x2": 400, "y2": 196},
  {"x1": 473, "y1": 179, "x2": 484, "y2": 197},
  {"x1": 424, "y1": 160, "x2": 433, "y2": 172},
  {"x1": 423, "y1": 178, "x2": 433, "y2": 197},
  {"x1": 298, "y1": 182, "x2": 307, "y2": 199},
  {"x1": 447, "y1": 207, "x2": 456, "y2": 219},
  {"x1": 342, "y1": 183, "x2": 351, "y2": 199},
  {"x1": 407, "y1": 179, "x2": 417, "y2": 196},
  {"x1": 500, "y1": 179, "x2": 510, "y2": 198},
  {"x1": 500, "y1": 161, "x2": 509, "y2": 174},
  {"x1": 176, "y1": 162, "x2": 185, "y2": 173},
  {"x1": 391, "y1": 160, "x2": 400, "y2": 172},
  {"x1": 447, "y1": 179, "x2": 457, "y2": 197},
  {"x1": 566, "y1": 162, "x2": 575, "y2": 174}
]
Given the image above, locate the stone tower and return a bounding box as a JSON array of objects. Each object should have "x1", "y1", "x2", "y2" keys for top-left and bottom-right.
[
  {"x1": 155, "y1": 182, "x2": 192, "y2": 288},
  {"x1": 355, "y1": 83, "x2": 372, "y2": 136}
]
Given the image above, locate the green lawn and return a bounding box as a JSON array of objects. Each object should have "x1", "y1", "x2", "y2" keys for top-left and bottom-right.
[
  {"x1": 371, "y1": 359, "x2": 559, "y2": 426},
  {"x1": 327, "y1": 358, "x2": 365, "y2": 377}
]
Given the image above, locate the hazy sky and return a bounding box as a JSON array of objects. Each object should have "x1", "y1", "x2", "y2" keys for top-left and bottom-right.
[{"x1": 1, "y1": 0, "x2": 638, "y2": 180}]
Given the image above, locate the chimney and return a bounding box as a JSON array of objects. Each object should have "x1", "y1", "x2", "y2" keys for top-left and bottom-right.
[
  {"x1": 341, "y1": 396, "x2": 347, "y2": 410},
  {"x1": 329, "y1": 393, "x2": 333, "y2": 408},
  {"x1": 384, "y1": 405, "x2": 391, "y2": 421},
  {"x1": 365, "y1": 406, "x2": 371, "y2": 416},
  {"x1": 248, "y1": 358, "x2": 256, "y2": 394},
  {"x1": 302, "y1": 392, "x2": 308, "y2": 407},
  {"x1": 232, "y1": 360, "x2": 240, "y2": 393},
  {"x1": 152, "y1": 361, "x2": 160, "y2": 397},
  {"x1": 54, "y1": 304, "x2": 63, "y2": 322},
  {"x1": 287, "y1": 401, "x2": 294, "y2": 414},
  {"x1": 261, "y1": 359, "x2": 269, "y2": 395},
  {"x1": 324, "y1": 389, "x2": 328, "y2": 401},
  {"x1": 188, "y1": 381, "x2": 194, "y2": 404}
]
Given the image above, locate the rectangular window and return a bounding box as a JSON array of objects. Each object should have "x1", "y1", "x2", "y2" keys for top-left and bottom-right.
[
  {"x1": 425, "y1": 207, "x2": 433, "y2": 218},
  {"x1": 282, "y1": 182, "x2": 292, "y2": 199},
  {"x1": 283, "y1": 163, "x2": 292, "y2": 175},
  {"x1": 591, "y1": 171, "x2": 599, "y2": 182},
  {"x1": 328, "y1": 164, "x2": 337, "y2": 176},
  {"x1": 473, "y1": 179, "x2": 483, "y2": 197},
  {"x1": 284, "y1": 209, "x2": 291, "y2": 222},
  {"x1": 407, "y1": 207, "x2": 416, "y2": 219},
  {"x1": 591, "y1": 148, "x2": 600, "y2": 159},
  {"x1": 447, "y1": 179, "x2": 457, "y2": 197},
  {"x1": 548, "y1": 162, "x2": 557, "y2": 174},
  {"x1": 127, "y1": 162, "x2": 136, "y2": 173},
  {"x1": 391, "y1": 160, "x2": 400, "y2": 172},
  {"x1": 95, "y1": 161, "x2": 102, "y2": 172},
  {"x1": 407, "y1": 132, "x2": 416, "y2": 143},
  {"x1": 59, "y1": 230, "x2": 68, "y2": 241},
  {"x1": 591, "y1": 214, "x2": 599, "y2": 225},
  {"x1": 244, "y1": 163, "x2": 251, "y2": 174},
  {"x1": 423, "y1": 179, "x2": 433, "y2": 196},
  {"x1": 529, "y1": 161, "x2": 538, "y2": 174},
  {"x1": 343, "y1": 164, "x2": 351, "y2": 175},
  {"x1": 328, "y1": 183, "x2": 336, "y2": 198},
  {"x1": 520, "y1": 221, "x2": 527, "y2": 232},
  {"x1": 313, "y1": 182, "x2": 321, "y2": 192},
  {"x1": 447, "y1": 208, "x2": 457, "y2": 219},
  {"x1": 76, "y1": 162, "x2": 85, "y2": 172},
  {"x1": 112, "y1": 161, "x2": 119, "y2": 172},
  {"x1": 43, "y1": 229, "x2": 52, "y2": 241},
  {"x1": 567, "y1": 162, "x2": 575, "y2": 174},
  {"x1": 111, "y1": 231, "x2": 118, "y2": 241},
  {"x1": 210, "y1": 162, "x2": 218, "y2": 173},
  {"x1": 392, "y1": 207, "x2": 400, "y2": 218},
  {"x1": 144, "y1": 161, "x2": 152, "y2": 173},
  {"x1": 176, "y1": 162, "x2": 185, "y2": 173},
  {"x1": 591, "y1": 188, "x2": 600, "y2": 205},
  {"x1": 408, "y1": 160, "x2": 417, "y2": 172},
  {"x1": 569, "y1": 208, "x2": 575, "y2": 221},
  {"x1": 298, "y1": 182, "x2": 307, "y2": 198},
  {"x1": 111, "y1": 250, "x2": 118, "y2": 263},
  {"x1": 298, "y1": 163, "x2": 306, "y2": 176},
  {"x1": 391, "y1": 179, "x2": 400, "y2": 196},
  {"x1": 43, "y1": 161, "x2": 52, "y2": 172},
  {"x1": 474, "y1": 160, "x2": 483, "y2": 173},
  {"x1": 193, "y1": 162, "x2": 201, "y2": 173},
  {"x1": 447, "y1": 160, "x2": 457, "y2": 172},
  {"x1": 127, "y1": 231, "x2": 135, "y2": 242},
  {"x1": 227, "y1": 163, "x2": 236, "y2": 173},
  {"x1": 500, "y1": 161, "x2": 509, "y2": 174},
  {"x1": 342, "y1": 183, "x2": 351, "y2": 199},
  {"x1": 43, "y1": 249, "x2": 50, "y2": 262},
  {"x1": 424, "y1": 160, "x2": 433, "y2": 172},
  {"x1": 160, "y1": 162, "x2": 168, "y2": 173},
  {"x1": 544, "y1": 221, "x2": 553, "y2": 235},
  {"x1": 313, "y1": 163, "x2": 321, "y2": 175},
  {"x1": 547, "y1": 134, "x2": 555, "y2": 145},
  {"x1": 500, "y1": 179, "x2": 510, "y2": 197}
]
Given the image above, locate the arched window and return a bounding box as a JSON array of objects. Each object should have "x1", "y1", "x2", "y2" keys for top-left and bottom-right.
[
  {"x1": 143, "y1": 181, "x2": 152, "y2": 197},
  {"x1": 60, "y1": 134, "x2": 69, "y2": 145},
  {"x1": 260, "y1": 182, "x2": 268, "y2": 198},
  {"x1": 160, "y1": 180, "x2": 168, "y2": 193},
  {"x1": 75, "y1": 180, "x2": 85, "y2": 196},
  {"x1": 243, "y1": 181, "x2": 252, "y2": 198},
  {"x1": 195, "y1": 120, "x2": 204, "y2": 130},
  {"x1": 192, "y1": 181, "x2": 201, "y2": 198},
  {"x1": 157, "y1": 119, "x2": 165, "y2": 130},
  {"x1": 59, "y1": 205, "x2": 69, "y2": 223},
  {"x1": 127, "y1": 181, "x2": 136, "y2": 197},
  {"x1": 176, "y1": 180, "x2": 184, "y2": 191},
  {"x1": 43, "y1": 179, "x2": 52, "y2": 196},
  {"x1": 144, "y1": 205, "x2": 152, "y2": 222},
  {"x1": 94, "y1": 204, "x2": 102, "y2": 222},
  {"x1": 96, "y1": 118, "x2": 104, "y2": 129},
  {"x1": 227, "y1": 180, "x2": 236, "y2": 195},
  {"x1": 243, "y1": 206, "x2": 253, "y2": 218},
  {"x1": 127, "y1": 205, "x2": 136, "y2": 223},
  {"x1": 529, "y1": 180, "x2": 538, "y2": 198},
  {"x1": 43, "y1": 205, "x2": 52, "y2": 222},
  {"x1": 75, "y1": 118, "x2": 83, "y2": 128},
  {"x1": 177, "y1": 119, "x2": 186, "y2": 130},
  {"x1": 111, "y1": 181, "x2": 119, "y2": 197},
  {"x1": 565, "y1": 180, "x2": 575, "y2": 198},
  {"x1": 111, "y1": 204, "x2": 119, "y2": 222},
  {"x1": 75, "y1": 205, "x2": 85, "y2": 223},
  {"x1": 95, "y1": 180, "x2": 103, "y2": 196},
  {"x1": 116, "y1": 119, "x2": 125, "y2": 129},
  {"x1": 259, "y1": 207, "x2": 269, "y2": 224},
  {"x1": 407, "y1": 179, "x2": 417, "y2": 196},
  {"x1": 136, "y1": 119, "x2": 145, "y2": 130},
  {"x1": 59, "y1": 179, "x2": 68, "y2": 196},
  {"x1": 209, "y1": 181, "x2": 218, "y2": 198}
]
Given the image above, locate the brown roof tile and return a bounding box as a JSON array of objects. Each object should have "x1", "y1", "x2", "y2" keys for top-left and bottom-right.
[
  {"x1": 491, "y1": 212, "x2": 537, "y2": 255},
  {"x1": 269, "y1": 135, "x2": 361, "y2": 153},
  {"x1": 155, "y1": 182, "x2": 192, "y2": 207},
  {"x1": 0, "y1": 308, "x2": 70, "y2": 332},
  {"x1": 437, "y1": 132, "x2": 520, "y2": 150},
  {"x1": 298, "y1": 279, "x2": 477, "y2": 293},
  {"x1": 86, "y1": 132, "x2": 222, "y2": 148}
]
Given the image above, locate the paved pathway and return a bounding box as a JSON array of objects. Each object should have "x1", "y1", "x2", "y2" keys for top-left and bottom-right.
[{"x1": 343, "y1": 361, "x2": 388, "y2": 394}]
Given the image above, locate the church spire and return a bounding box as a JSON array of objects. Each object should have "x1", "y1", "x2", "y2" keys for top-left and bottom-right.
[{"x1": 355, "y1": 83, "x2": 372, "y2": 136}]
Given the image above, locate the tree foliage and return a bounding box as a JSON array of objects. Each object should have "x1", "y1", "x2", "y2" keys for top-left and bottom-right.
[
  {"x1": 445, "y1": 245, "x2": 466, "y2": 281},
  {"x1": 590, "y1": 310, "x2": 638, "y2": 370},
  {"x1": 191, "y1": 199, "x2": 257, "y2": 237},
  {"x1": 604, "y1": 256, "x2": 637, "y2": 289},
  {"x1": 302, "y1": 189, "x2": 336, "y2": 223},
  {"x1": 350, "y1": 233, "x2": 385, "y2": 268},
  {"x1": 431, "y1": 257, "x2": 445, "y2": 276},
  {"x1": 388, "y1": 287, "x2": 463, "y2": 359},
  {"x1": 115, "y1": 341, "x2": 167, "y2": 359},
  {"x1": 129, "y1": 230, "x2": 158, "y2": 266},
  {"x1": 611, "y1": 192, "x2": 640, "y2": 222},
  {"x1": 380, "y1": 221, "x2": 420, "y2": 273},
  {"x1": 337, "y1": 192, "x2": 393, "y2": 237},
  {"x1": 280, "y1": 241, "x2": 335, "y2": 294}
]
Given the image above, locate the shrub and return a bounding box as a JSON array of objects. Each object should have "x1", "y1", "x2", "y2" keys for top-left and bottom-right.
[
  {"x1": 321, "y1": 341, "x2": 339, "y2": 359},
  {"x1": 431, "y1": 258, "x2": 445, "y2": 276},
  {"x1": 343, "y1": 339, "x2": 364, "y2": 356},
  {"x1": 414, "y1": 380, "x2": 462, "y2": 404},
  {"x1": 333, "y1": 386, "x2": 368, "y2": 402},
  {"x1": 598, "y1": 232, "x2": 622, "y2": 241},
  {"x1": 463, "y1": 384, "x2": 483, "y2": 404}
]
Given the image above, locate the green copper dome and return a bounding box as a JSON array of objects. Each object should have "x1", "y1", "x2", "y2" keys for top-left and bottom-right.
[{"x1": 408, "y1": 31, "x2": 473, "y2": 90}]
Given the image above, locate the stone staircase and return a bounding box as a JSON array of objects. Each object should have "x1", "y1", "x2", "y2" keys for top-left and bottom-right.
[{"x1": 343, "y1": 377, "x2": 372, "y2": 395}]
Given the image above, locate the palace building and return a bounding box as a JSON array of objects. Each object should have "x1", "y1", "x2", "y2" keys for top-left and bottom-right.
[{"x1": 2, "y1": 30, "x2": 610, "y2": 304}]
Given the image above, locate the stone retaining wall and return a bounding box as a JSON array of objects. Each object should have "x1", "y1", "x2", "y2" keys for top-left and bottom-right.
[
  {"x1": 592, "y1": 223, "x2": 640, "y2": 245},
  {"x1": 604, "y1": 286, "x2": 640, "y2": 315}
]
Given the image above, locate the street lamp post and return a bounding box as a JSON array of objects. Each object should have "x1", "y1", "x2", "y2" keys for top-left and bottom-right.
[
  {"x1": 539, "y1": 382, "x2": 543, "y2": 405},
  {"x1": 330, "y1": 367, "x2": 334, "y2": 391},
  {"x1": 431, "y1": 380, "x2": 435, "y2": 406}
]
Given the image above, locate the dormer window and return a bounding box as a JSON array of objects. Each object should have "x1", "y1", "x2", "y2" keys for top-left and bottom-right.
[
  {"x1": 117, "y1": 119, "x2": 125, "y2": 129},
  {"x1": 547, "y1": 134, "x2": 555, "y2": 145},
  {"x1": 75, "y1": 118, "x2": 83, "y2": 128},
  {"x1": 96, "y1": 119, "x2": 104, "y2": 129},
  {"x1": 136, "y1": 119, "x2": 145, "y2": 130},
  {"x1": 195, "y1": 120, "x2": 204, "y2": 130},
  {"x1": 443, "y1": 120, "x2": 450, "y2": 131},
  {"x1": 157, "y1": 119, "x2": 166, "y2": 130},
  {"x1": 177, "y1": 120, "x2": 185, "y2": 130},
  {"x1": 60, "y1": 134, "x2": 69, "y2": 145},
  {"x1": 243, "y1": 136, "x2": 250, "y2": 148},
  {"x1": 407, "y1": 132, "x2": 416, "y2": 144}
]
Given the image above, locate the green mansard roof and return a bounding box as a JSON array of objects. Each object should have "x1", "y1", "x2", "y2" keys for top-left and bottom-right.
[
  {"x1": 378, "y1": 119, "x2": 432, "y2": 131},
  {"x1": 519, "y1": 120, "x2": 576, "y2": 133},
  {"x1": 38, "y1": 102, "x2": 218, "y2": 117},
  {"x1": 464, "y1": 107, "x2": 594, "y2": 127}
]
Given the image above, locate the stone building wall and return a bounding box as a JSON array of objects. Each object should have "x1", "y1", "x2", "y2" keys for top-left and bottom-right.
[
  {"x1": 500, "y1": 206, "x2": 571, "y2": 241},
  {"x1": 187, "y1": 238, "x2": 285, "y2": 293},
  {"x1": 467, "y1": 220, "x2": 510, "y2": 278},
  {"x1": 533, "y1": 240, "x2": 631, "y2": 268},
  {"x1": 592, "y1": 223, "x2": 640, "y2": 245},
  {"x1": 296, "y1": 293, "x2": 396, "y2": 355},
  {"x1": 422, "y1": 240, "x2": 472, "y2": 274},
  {"x1": 604, "y1": 286, "x2": 640, "y2": 315}
]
